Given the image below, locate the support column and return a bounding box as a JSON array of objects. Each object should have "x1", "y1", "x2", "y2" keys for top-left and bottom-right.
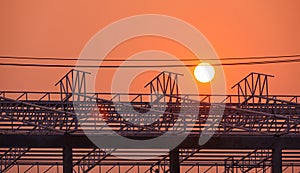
[
  {"x1": 169, "y1": 147, "x2": 180, "y2": 173},
  {"x1": 63, "y1": 146, "x2": 73, "y2": 173},
  {"x1": 272, "y1": 146, "x2": 282, "y2": 173}
]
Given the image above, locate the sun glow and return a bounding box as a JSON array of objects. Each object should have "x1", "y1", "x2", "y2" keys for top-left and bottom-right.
[{"x1": 194, "y1": 63, "x2": 215, "y2": 83}]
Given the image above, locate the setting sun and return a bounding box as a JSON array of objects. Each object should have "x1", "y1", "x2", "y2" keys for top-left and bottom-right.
[{"x1": 194, "y1": 62, "x2": 215, "y2": 83}]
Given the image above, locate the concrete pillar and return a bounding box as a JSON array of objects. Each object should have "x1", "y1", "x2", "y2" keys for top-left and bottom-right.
[
  {"x1": 272, "y1": 146, "x2": 282, "y2": 173},
  {"x1": 169, "y1": 148, "x2": 180, "y2": 173},
  {"x1": 63, "y1": 146, "x2": 73, "y2": 173}
]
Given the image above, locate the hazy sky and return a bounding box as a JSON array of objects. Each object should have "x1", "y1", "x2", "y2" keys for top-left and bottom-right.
[
  {"x1": 0, "y1": 2, "x2": 300, "y2": 172},
  {"x1": 0, "y1": 0, "x2": 300, "y2": 95}
]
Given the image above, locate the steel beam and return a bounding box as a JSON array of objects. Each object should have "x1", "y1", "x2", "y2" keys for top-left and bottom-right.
[{"x1": 2, "y1": 135, "x2": 300, "y2": 149}]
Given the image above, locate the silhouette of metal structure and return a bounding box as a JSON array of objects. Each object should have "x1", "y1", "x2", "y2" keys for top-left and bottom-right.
[{"x1": 0, "y1": 69, "x2": 300, "y2": 173}]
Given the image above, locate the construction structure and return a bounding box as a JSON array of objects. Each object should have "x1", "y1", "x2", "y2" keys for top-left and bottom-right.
[{"x1": 0, "y1": 69, "x2": 300, "y2": 173}]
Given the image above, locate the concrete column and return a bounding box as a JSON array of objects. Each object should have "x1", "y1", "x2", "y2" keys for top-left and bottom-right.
[
  {"x1": 272, "y1": 146, "x2": 282, "y2": 173},
  {"x1": 169, "y1": 148, "x2": 180, "y2": 173},
  {"x1": 63, "y1": 146, "x2": 73, "y2": 173}
]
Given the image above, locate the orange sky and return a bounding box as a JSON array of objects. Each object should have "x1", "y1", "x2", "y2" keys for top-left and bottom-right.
[{"x1": 0, "y1": 0, "x2": 300, "y2": 94}]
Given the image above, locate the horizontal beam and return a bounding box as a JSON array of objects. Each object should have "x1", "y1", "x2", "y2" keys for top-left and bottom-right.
[{"x1": 0, "y1": 134, "x2": 300, "y2": 149}]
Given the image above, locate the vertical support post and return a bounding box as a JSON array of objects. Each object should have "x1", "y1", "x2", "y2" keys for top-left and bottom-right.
[
  {"x1": 63, "y1": 146, "x2": 73, "y2": 173},
  {"x1": 56, "y1": 162, "x2": 59, "y2": 173},
  {"x1": 37, "y1": 163, "x2": 39, "y2": 173},
  {"x1": 262, "y1": 159, "x2": 266, "y2": 173},
  {"x1": 272, "y1": 146, "x2": 282, "y2": 173},
  {"x1": 169, "y1": 147, "x2": 180, "y2": 173}
]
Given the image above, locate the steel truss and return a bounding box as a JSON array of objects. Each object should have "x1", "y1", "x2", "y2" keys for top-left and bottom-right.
[{"x1": 0, "y1": 70, "x2": 300, "y2": 173}]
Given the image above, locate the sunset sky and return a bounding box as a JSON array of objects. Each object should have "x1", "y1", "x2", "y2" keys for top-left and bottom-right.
[
  {"x1": 1, "y1": 0, "x2": 300, "y2": 95},
  {"x1": 0, "y1": 2, "x2": 300, "y2": 172}
]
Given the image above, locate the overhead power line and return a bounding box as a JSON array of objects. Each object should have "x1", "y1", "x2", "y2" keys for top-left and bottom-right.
[
  {"x1": 1, "y1": 58, "x2": 300, "y2": 68},
  {"x1": 0, "y1": 54, "x2": 300, "y2": 62}
]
